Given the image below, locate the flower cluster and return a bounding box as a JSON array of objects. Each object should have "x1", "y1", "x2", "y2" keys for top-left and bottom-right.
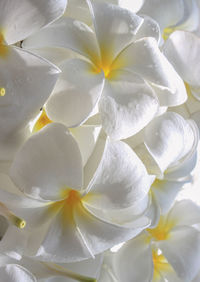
[{"x1": 1, "y1": 0, "x2": 200, "y2": 281}]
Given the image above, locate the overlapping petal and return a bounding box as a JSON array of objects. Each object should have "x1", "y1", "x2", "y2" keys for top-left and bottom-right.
[
  {"x1": 113, "y1": 233, "x2": 153, "y2": 282},
  {"x1": 46, "y1": 59, "x2": 105, "y2": 127},
  {"x1": 163, "y1": 31, "x2": 200, "y2": 87},
  {"x1": 0, "y1": 0, "x2": 67, "y2": 45},
  {"x1": 158, "y1": 226, "x2": 200, "y2": 281},
  {"x1": 113, "y1": 37, "x2": 187, "y2": 106},
  {"x1": 10, "y1": 123, "x2": 83, "y2": 200},
  {"x1": 0, "y1": 264, "x2": 36, "y2": 282},
  {"x1": 86, "y1": 140, "x2": 154, "y2": 209},
  {"x1": 23, "y1": 17, "x2": 101, "y2": 64},
  {"x1": 99, "y1": 72, "x2": 159, "y2": 140}
]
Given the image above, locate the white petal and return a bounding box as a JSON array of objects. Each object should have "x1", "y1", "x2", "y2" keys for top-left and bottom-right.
[
  {"x1": 0, "y1": 46, "x2": 60, "y2": 138},
  {"x1": 10, "y1": 123, "x2": 83, "y2": 200},
  {"x1": 0, "y1": 226, "x2": 27, "y2": 260},
  {"x1": 135, "y1": 15, "x2": 161, "y2": 42},
  {"x1": 86, "y1": 140, "x2": 154, "y2": 209},
  {"x1": 83, "y1": 132, "x2": 107, "y2": 189},
  {"x1": 88, "y1": 0, "x2": 143, "y2": 66},
  {"x1": 113, "y1": 233, "x2": 153, "y2": 282},
  {"x1": 23, "y1": 17, "x2": 100, "y2": 64},
  {"x1": 158, "y1": 226, "x2": 200, "y2": 281},
  {"x1": 144, "y1": 112, "x2": 197, "y2": 173},
  {"x1": 139, "y1": 0, "x2": 184, "y2": 31},
  {"x1": 0, "y1": 126, "x2": 31, "y2": 162},
  {"x1": 66, "y1": 0, "x2": 119, "y2": 26},
  {"x1": 25, "y1": 47, "x2": 77, "y2": 66},
  {"x1": 146, "y1": 193, "x2": 161, "y2": 228},
  {"x1": 113, "y1": 37, "x2": 187, "y2": 106},
  {"x1": 0, "y1": 0, "x2": 67, "y2": 44},
  {"x1": 74, "y1": 203, "x2": 148, "y2": 258},
  {"x1": 84, "y1": 195, "x2": 150, "y2": 227},
  {"x1": 99, "y1": 72, "x2": 159, "y2": 140},
  {"x1": 46, "y1": 59, "x2": 104, "y2": 127},
  {"x1": 134, "y1": 143, "x2": 163, "y2": 177},
  {"x1": 163, "y1": 31, "x2": 200, "y2": 87},
  {"x1": 167, "y1": 200, "x2": 200, "y2": 226},
  {"x1": 36, "y1": 209, "x2": 92, "y2": 263},
  {"x1": 175, "y1": 0, "x2": 199, "y2": 32},
  {"x1": 0, "y1": 264, "x2": 36, "y2": 282},
  {"x1": 70, "y1": 125, "x2": 102, "y2": 167},
  {"x1": 21, "y1": 253, "x2": 102, "y2": 281},
  {"x1": 0, "y1": 188, "x2": 52, "y2": 229},
  {"x1": 152, "y1": 179, "x2": 187, "y2": 214}
]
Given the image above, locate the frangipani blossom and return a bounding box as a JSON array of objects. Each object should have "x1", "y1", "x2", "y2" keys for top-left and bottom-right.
[
  {"x1": 0, "y1": 0, "x2": 67, "y2": 164},
  {"x1": 9, "y1": 123, "x2": 153, "y2": 262},
  {"x1": 163, "y1": 31, "x2": 200, "y2": 116},
  {"x1": 125, "y1": 111, "x2": 199, "y2": 216},
  {"x1": 23, "y1": 1, "x2": 186, "y2": 140},
  {"x1": 139, "y1": 0, "x2": 199, "y2": 41},
  {"x1": 100, "y1": 200, "x2": 200, "y2": 282}
]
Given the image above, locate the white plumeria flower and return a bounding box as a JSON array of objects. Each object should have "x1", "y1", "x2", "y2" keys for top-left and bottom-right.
[
  {"x1": 0, "y1": 254, "x2": 102, "y2": 282},
  {"x1": 163, "y1": 31, "x2": 200, "y2": 116},
  {"x1": 0, "y1": 0, "x2": 67, "y2": 165},
  {"x1": 125, "y1": 111, "x2": 199, "y2": 218},
  {"x1": 8, "y1": 123, "x2": 153, "y2": 262},
  {"x1": 99, "y1": 200, "x2": 200, "y2": 282},
  {"x1": 139, "y1": 0, "x2": 199, "y2": 41},
  {"x1": 23, "y1": 1, "x2": 186, "y2": 140}
]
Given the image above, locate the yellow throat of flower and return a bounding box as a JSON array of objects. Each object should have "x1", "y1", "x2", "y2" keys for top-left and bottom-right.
[
  {"x1": 152, "y1": 249, "x2": 171, "y2": 279},
  {"x1": 147, "y1": 216, "x2": 175, "y2": 241},
  {"x1": 0, "y1": 31, "x2": 9, "y2": 58},
  {"x1": 48, "y1": 189, "x2": 83, "y2": 226},
  {"x1": 33, "y1": 109, "x2": 52, "y2": 132},
  {"x1": 162, "y1": 26, "x2": 175, "y2": 41}
]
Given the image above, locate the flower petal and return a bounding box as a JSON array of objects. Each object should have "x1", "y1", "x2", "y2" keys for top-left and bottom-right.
[
  {"x1": 99, "y1": 72, "x2": 159, "y2": 140},
  {"x1": 23, "y1": 17, "x2": 100, "y2": 64},
  {"x1": 88, "y1": 0, "x2": 143, "y2": 66},
  {"x1": 70, "y1": 125, "x2": 102, "y2": 167},
  {"x1": 158, "y1": 226, "x2": 200, "y2": 281},
  {"x1": 86, "y1": 140, "x2": 154, "y2": 209},
  {"x1": 36, "y1": 209, "x2": 93, "y2": 263},
  {"x1": 139, "y1": 0, "x2": 184, "y2": 31},
  {"x1": 74, "y1": 203, "x2": 149, "y2": 258},
  {"x1": 113, "y1": 37, "x2": 187, "y2": 106},
  {"x1": 144, "y1": 112, "x2": 197, "y2": 174},
  {"x1": 0, "y1": 46, "x2": 60, "y2": 138},
  {"x1": 0, "y1": 0, "x2": 67, "y2": 44},
  {"x1": 10, "y1": 123, "x2": 83, "y2": 200},
  {"x1": 135, "y1": 15, "x2": 160, "y2": 42},
  {"x1": 163, "y1": 31, "x2": 200, "y2": 87},
  {"x1": 167, "y1": 200, "x2": 200, "y2": 226},
  {"x1": 113, "y1": 233, "x2": 153, "y2": 282},
  {"x1": 83, "y1": 131, "x2": 107, "y2": 189},
  {"x1": 46, "y1": 59, "x2": 105, "y2": 127},
  {"x1": 0, "y1": 264, "x2": 36, "y2": 282},
  {"x1": 151, "y1": 179, "x2": 187, "y2": 214}
]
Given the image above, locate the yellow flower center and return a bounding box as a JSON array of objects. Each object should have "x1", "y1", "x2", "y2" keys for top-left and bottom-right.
[
  {"x1": 162, "y1": 26, "x2": 175, "y2": 41},
  {"x1": 152, "y1": 249, "x2": 171, "y2": 279},
  {"x1": 147, "y1": 216, "x2": 175, "y2": 241},
  {"x1": 33, "y1": 109, "x2": 52, "y2": 132},
  {"x1": 0, "y1": 31, "x2": 9, "y2": 58},
  {"x1": 0, "y1": 87, "x2": 6, "y2": 96},
  {"x1": 48, "y1": 189, "x2": 82, "y2": 226}
]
